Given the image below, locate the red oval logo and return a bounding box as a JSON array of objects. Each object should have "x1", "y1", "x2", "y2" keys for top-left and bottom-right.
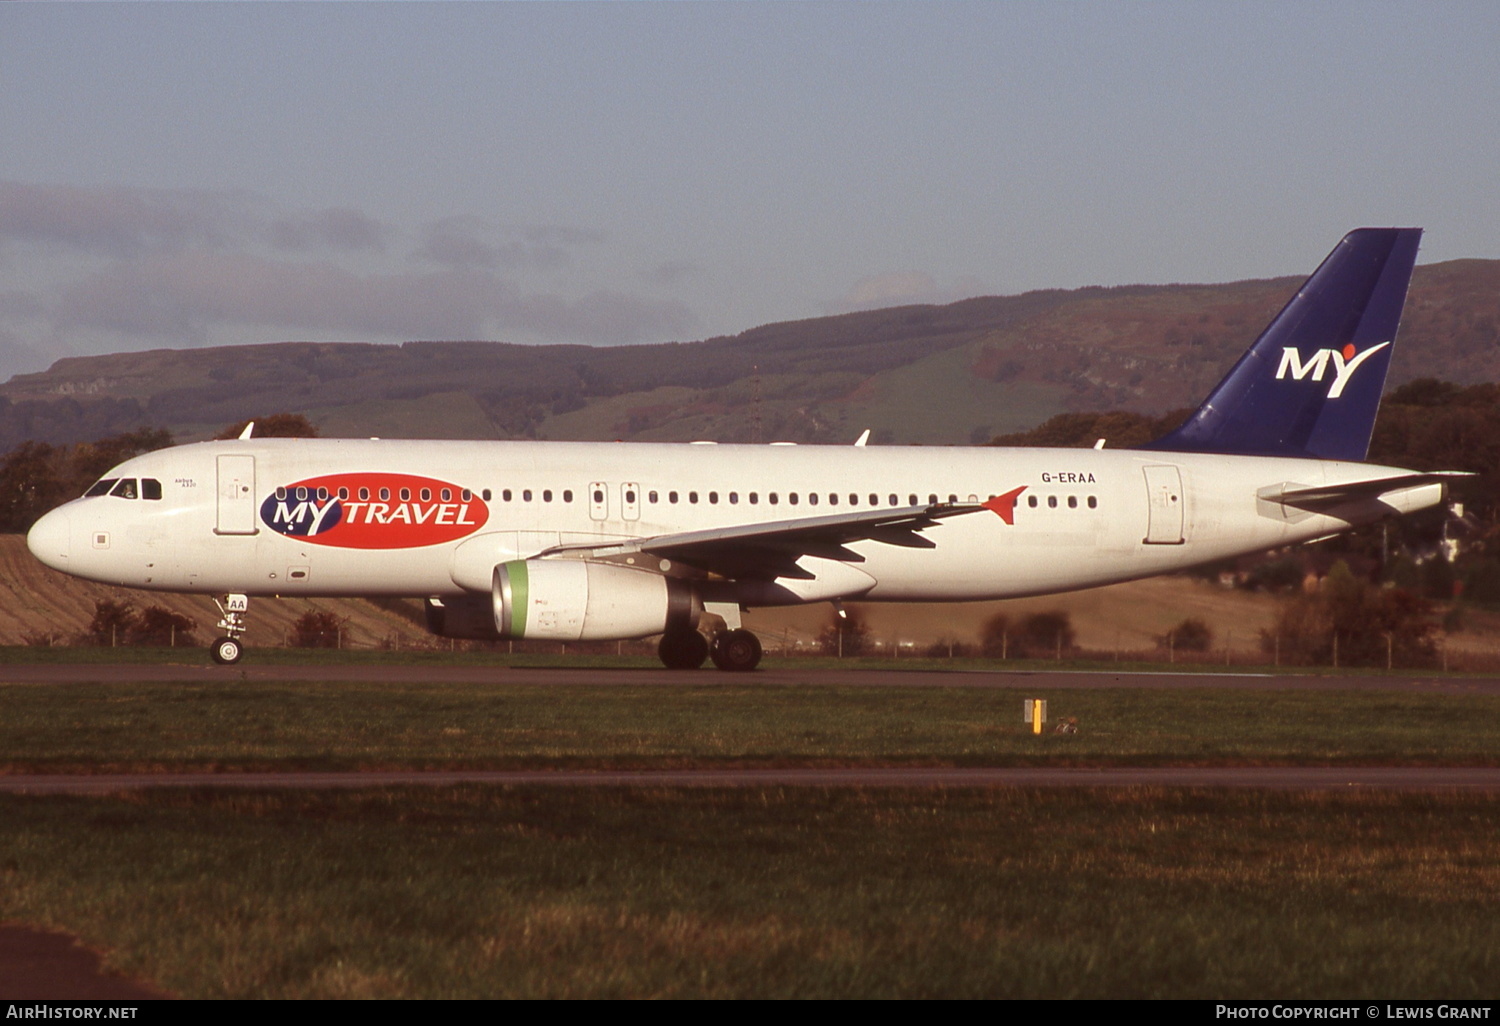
[{"x1": 260, "y1": 473, "x2": 489, "y2": 549}]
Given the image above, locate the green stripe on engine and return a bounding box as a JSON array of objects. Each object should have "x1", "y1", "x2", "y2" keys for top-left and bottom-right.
[{"x1": 505, "y1": 560, "x2": 528, "y2": 638}]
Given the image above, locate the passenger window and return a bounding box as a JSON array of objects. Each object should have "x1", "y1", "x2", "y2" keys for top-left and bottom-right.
[
  {"x1": 593, "y1": 488, "x2": 604, "y2": 504},
  {"x1": 379, "y1": 488, "x2": 390, "y2": 501},
  {"x1": 481, "y1": 489, "x2": 491, "y2": 502},
  {"x1": 888, "y1": 494, "x2": 898, "y2": 506},
  {"x1": 420, "y1": 488, "x2": 431, "y2": 502},
  {"x1": 462, "y1": 489, "x2": 473, "y2": 502},
  {"x1": 275, "y1": 486, "x2": 288, "y2": 501},
  {"x1": 1028, "y1": 495, "x2": 1038, "y2": 508},
  {"x1": 769, "y1": 493, "x2": 779, "y2": 505},
  {"x1": 709, "y1": 491, "x2": 718, "y2": 504},
  {"x1": 523, "y1": 489, "x2": 532, "y2": 501},
  {"x1": 928, "y1": 494, "x2": 937, "y2": 505},
  {"x1": 788, "y1": 493, "x2": 798, "y2": 505},
  {"x1": 295, "y1": 487, "x2": 308, "y2": 501},
  {"x1": 359, "y1": 487, "x2": 371, "y2": 501},
  {"x1": 624, "y1": 489, "x2": 635, "y2": 503},
  {"x1": 749, "y1": 492, "x2": 759, "y2": 505},
  {"x1": 829, "y1": 494, "x2": 838, "y2": 505},
  {"x1": 669, "y1": 491, "x2": 679, "y2": 504},
  {"x1": 1048, "y1": 496, "x2": 1058, "y2": 508},
  {"x1": 110, "y1": 479, "x2": 138, "y2": 500},
  {"x1": 142, "y1": 479, "x2": 163, "y2": 501},
  {"x1": 808, "y1": 493, "x2": 818, "y2": 506},
  {"x1": 85, "y1": 479, "x2": 117, "y2": 498},
  {"x1": 337, "y1": 487, "x2": 349, "y2": 501},
  {"x1": 1088, "y1": 496, "x2": 1098, "y2": 509},
  {"x1": 399, "y1": 488, "x2": 411, "y2": 501},
  {"x1": 868, "y1": 494, "x2": 878, "y2": 506},
  {"x1": 1068, "y1": 495, "x2": 1077, "y2": 508},
  {"x1": 564, "y1": 490, "x2": 574, "y2": 503},
  {"x1": 649, "y1": 491, "x2": 659, "y2": 503},
  {"x1": 689, "y1": 491, "x2": 699, "y2": 504},
  {"x1": 949, "y1": 494, "x2": 957, "y2": 503},
  {"x1": 317, "y1": 487, "x2": 329, "y2": 501},
  {"x1": 543, "y1": 490, "x2": 553, "y2": 502},
  {"x1": 729, "y1": 492, "x2": 738, "y2": 504},
  {"x1": 441, "y1": 488, "x2": 452, "y2": 502},
  {"x1": 908, "y1": 494, "x2": 918, "y2": 505}
]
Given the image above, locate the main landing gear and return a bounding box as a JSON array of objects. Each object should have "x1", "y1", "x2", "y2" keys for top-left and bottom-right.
[
  {"x1": 657, "y1": 627, "x2": 763, "y2": 672},
  {"x1": 210, "y1": 593, "x2": 249, "y2": 665}
]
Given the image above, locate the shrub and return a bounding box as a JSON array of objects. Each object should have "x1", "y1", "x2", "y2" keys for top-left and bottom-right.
[
  {"x1": 131, "y1": 606, "x2": 197, "y2": 647},
  {"x1": 293, "y1": 610, "x2": 348, "y2": 648},
  {"x1": 1163, "y1": 617, "x2": 1213, "y2": 652}
]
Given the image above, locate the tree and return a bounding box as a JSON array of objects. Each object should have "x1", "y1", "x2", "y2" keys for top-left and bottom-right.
[
  {"x1": 215, "y1": 414, "x2": 319, "y2": 440},
  {"x1": 1262, "y1": 560, "x2": 1438, "y2": 667},
  {"x1": 982, "y1": 611, "x2": 1074, "y2": 657},
  {"x1": 87, "y1": 599, "x2": 139, "y2": 646},
  {"x1": 816, "y1": 606, "x2": 870, "y2": 656},
  {"x1": 293, "y1": 610, "x2": 348, "y2": 648},
  {"x1": 130, "y1": 606, "x2": 197, "y2": 647},
  {"x1": 0, "y1": 441, "x2": 66, "y2": 533},
  {"x1": 1162, "y1": 617, "x2": 1213, "y2": 652}
]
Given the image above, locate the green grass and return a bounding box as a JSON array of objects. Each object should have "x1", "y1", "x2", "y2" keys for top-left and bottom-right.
[
  {"x1": 4, "y1": 787, "x2": 1499, "y2": 998},
  {"x1": 4, "y1": 682, "x2": 1500, "y2": 772}
]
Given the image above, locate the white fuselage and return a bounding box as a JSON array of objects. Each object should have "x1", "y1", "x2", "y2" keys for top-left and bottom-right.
[{"x1": 26, "y1": 438, "x2": 1443, "y2": 606}]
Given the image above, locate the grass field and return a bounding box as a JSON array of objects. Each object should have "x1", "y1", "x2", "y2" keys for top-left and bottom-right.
[
  {"x1": 4, "y1": 682, "x2": 1500, "y2": 773},
  {"x1": 6, "y1": 676, "x2": 1500, "y2": 998},
  {"x1": 4, "y1": 787, "x2": 1499, "y2": 998}
]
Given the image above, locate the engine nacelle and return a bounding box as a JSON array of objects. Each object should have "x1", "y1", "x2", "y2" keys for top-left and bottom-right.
[
  {"x1": 424, "y1": 594, "x2": 501, "y2": 641},
  {"x1": 493, "y1": 559, "x2": 700, "y2": 641}
]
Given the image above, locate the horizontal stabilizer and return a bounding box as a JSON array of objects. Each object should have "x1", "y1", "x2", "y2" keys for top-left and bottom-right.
[{"x1": 1257, "y1": 471, "x2": 1471, "y2": 512}]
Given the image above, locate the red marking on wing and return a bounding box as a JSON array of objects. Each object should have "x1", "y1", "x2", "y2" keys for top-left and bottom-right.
[{"x1": 982, "y1": 486, "x2": 1027, "y2": 525}]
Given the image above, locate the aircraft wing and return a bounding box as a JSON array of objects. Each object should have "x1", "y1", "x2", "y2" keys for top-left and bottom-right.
[
  {"x1": 542, "y1": 501, "x2": 991, "y2": 580},
  {"x1": 1258, "y1": 471, "x2": 1472, "y2": 512}
]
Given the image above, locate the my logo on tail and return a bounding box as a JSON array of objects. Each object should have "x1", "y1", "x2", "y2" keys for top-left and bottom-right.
[{"x1": 1274, "y1": 341, "x2": 1390, "y2": 399}]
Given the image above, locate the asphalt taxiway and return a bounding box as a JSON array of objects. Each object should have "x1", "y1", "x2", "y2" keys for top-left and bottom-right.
[{"x1": 4, "y1": 662, "x2": 1499, "y2": 693}]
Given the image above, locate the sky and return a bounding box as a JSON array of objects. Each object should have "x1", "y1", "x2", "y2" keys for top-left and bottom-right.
[{"x1": 2, "y1": 1, "x2": 1498, "y2": 383}]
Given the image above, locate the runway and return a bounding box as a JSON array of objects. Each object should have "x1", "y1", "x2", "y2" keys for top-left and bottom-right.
[
  {"x1": 6, "y1": 767, "x2": 1500, "y2": 793},
  {"x1": 4, "y1": 661, "x2": 1499, "y2": 692}
]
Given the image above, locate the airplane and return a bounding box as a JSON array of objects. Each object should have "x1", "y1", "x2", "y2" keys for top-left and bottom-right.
[{"x1": 25, "y1": 228, "x2": 1465, "y2": 671}]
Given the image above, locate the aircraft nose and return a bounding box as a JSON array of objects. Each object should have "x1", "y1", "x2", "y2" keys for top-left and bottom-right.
[{"x1": 26, "y1": 508, "x2": 71, "y2": 571}]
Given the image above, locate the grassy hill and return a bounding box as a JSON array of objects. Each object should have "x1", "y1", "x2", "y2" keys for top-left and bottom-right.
[{"x1": 5, "y1": 259, "x2": 1498, "y2": 451}]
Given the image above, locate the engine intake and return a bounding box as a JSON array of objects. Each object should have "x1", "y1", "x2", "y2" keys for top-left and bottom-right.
[{"x1": 493, "y1": 559, "x2": 699, "y2": 641}]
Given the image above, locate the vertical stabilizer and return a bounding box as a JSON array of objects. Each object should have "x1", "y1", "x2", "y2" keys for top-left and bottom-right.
[{"x1": 1148, "y1": 228, "x2": 1421, "y2": 461}]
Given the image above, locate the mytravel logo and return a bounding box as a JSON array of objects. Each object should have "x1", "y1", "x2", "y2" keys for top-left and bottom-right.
[
  {"x1": 1274, "y1": 341, "x2": 1391, "y2": 399},
  {"x1": 260, "y1": 473, "x2": 489, "y2": 548}
]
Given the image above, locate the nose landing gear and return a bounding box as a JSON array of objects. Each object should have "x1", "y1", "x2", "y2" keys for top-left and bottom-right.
[{"x1": 209, "y1": 593, "x2": 249, "y2": 665}]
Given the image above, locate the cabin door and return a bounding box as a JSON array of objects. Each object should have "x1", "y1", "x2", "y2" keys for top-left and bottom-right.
[
  {"x1": 1142, "y1": 465, "x2": 1185, "y2": 545},
  {"x1": 216, "y1": 454, "x2": 258, "y2": 535}
]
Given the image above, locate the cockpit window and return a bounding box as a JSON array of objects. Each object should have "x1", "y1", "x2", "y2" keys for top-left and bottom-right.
[
  {"x1": 142, "y1": 479, "x2": 162, "y2": 501},
  {"x1": 85, "y1": 478, "x2": 118, "y2": 498},
  {"x1": 109, "y1": 478, "x2": 139, "y2": 500}
]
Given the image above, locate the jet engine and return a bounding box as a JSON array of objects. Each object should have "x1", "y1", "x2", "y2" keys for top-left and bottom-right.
[{"x1": 493, "y1": 559, "x2": 700, "y2": 640}]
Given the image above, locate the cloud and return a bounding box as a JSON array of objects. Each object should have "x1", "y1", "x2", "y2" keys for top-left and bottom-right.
[
  {"x1": 645, "y1": 259, "x2": 700, "y2": 286},
  {"x1": 266, "y1": 207, "x2": 389, "y2": 253},
  {"x1": 827, "y1": 271, "x2": 990, "y2": 314},
  {"x1": 0, "y1": 181, "x2": 251, "y2": 257},
  {"x1": 52, "y1": 252, "x2": 695, "y2": 347},
  {"x1": 411, "y1": 217, "x2": 607, "y2": 271},
  {"x1": 0, "y1": 180, "x2": 394, "y2": 261}
]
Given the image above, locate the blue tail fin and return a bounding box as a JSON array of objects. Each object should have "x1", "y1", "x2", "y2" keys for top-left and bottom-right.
[{"x1": 1147, "y1": 227, "x2": 1421, "y2": 461}]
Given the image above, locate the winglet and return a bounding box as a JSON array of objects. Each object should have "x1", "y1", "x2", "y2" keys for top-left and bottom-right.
[
  {"x1": 238, "y1": 421, "x2": 255, "y2": 441},
  {"x1": 854, "y1": 429, "x2": 870, "y2": 447}
]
